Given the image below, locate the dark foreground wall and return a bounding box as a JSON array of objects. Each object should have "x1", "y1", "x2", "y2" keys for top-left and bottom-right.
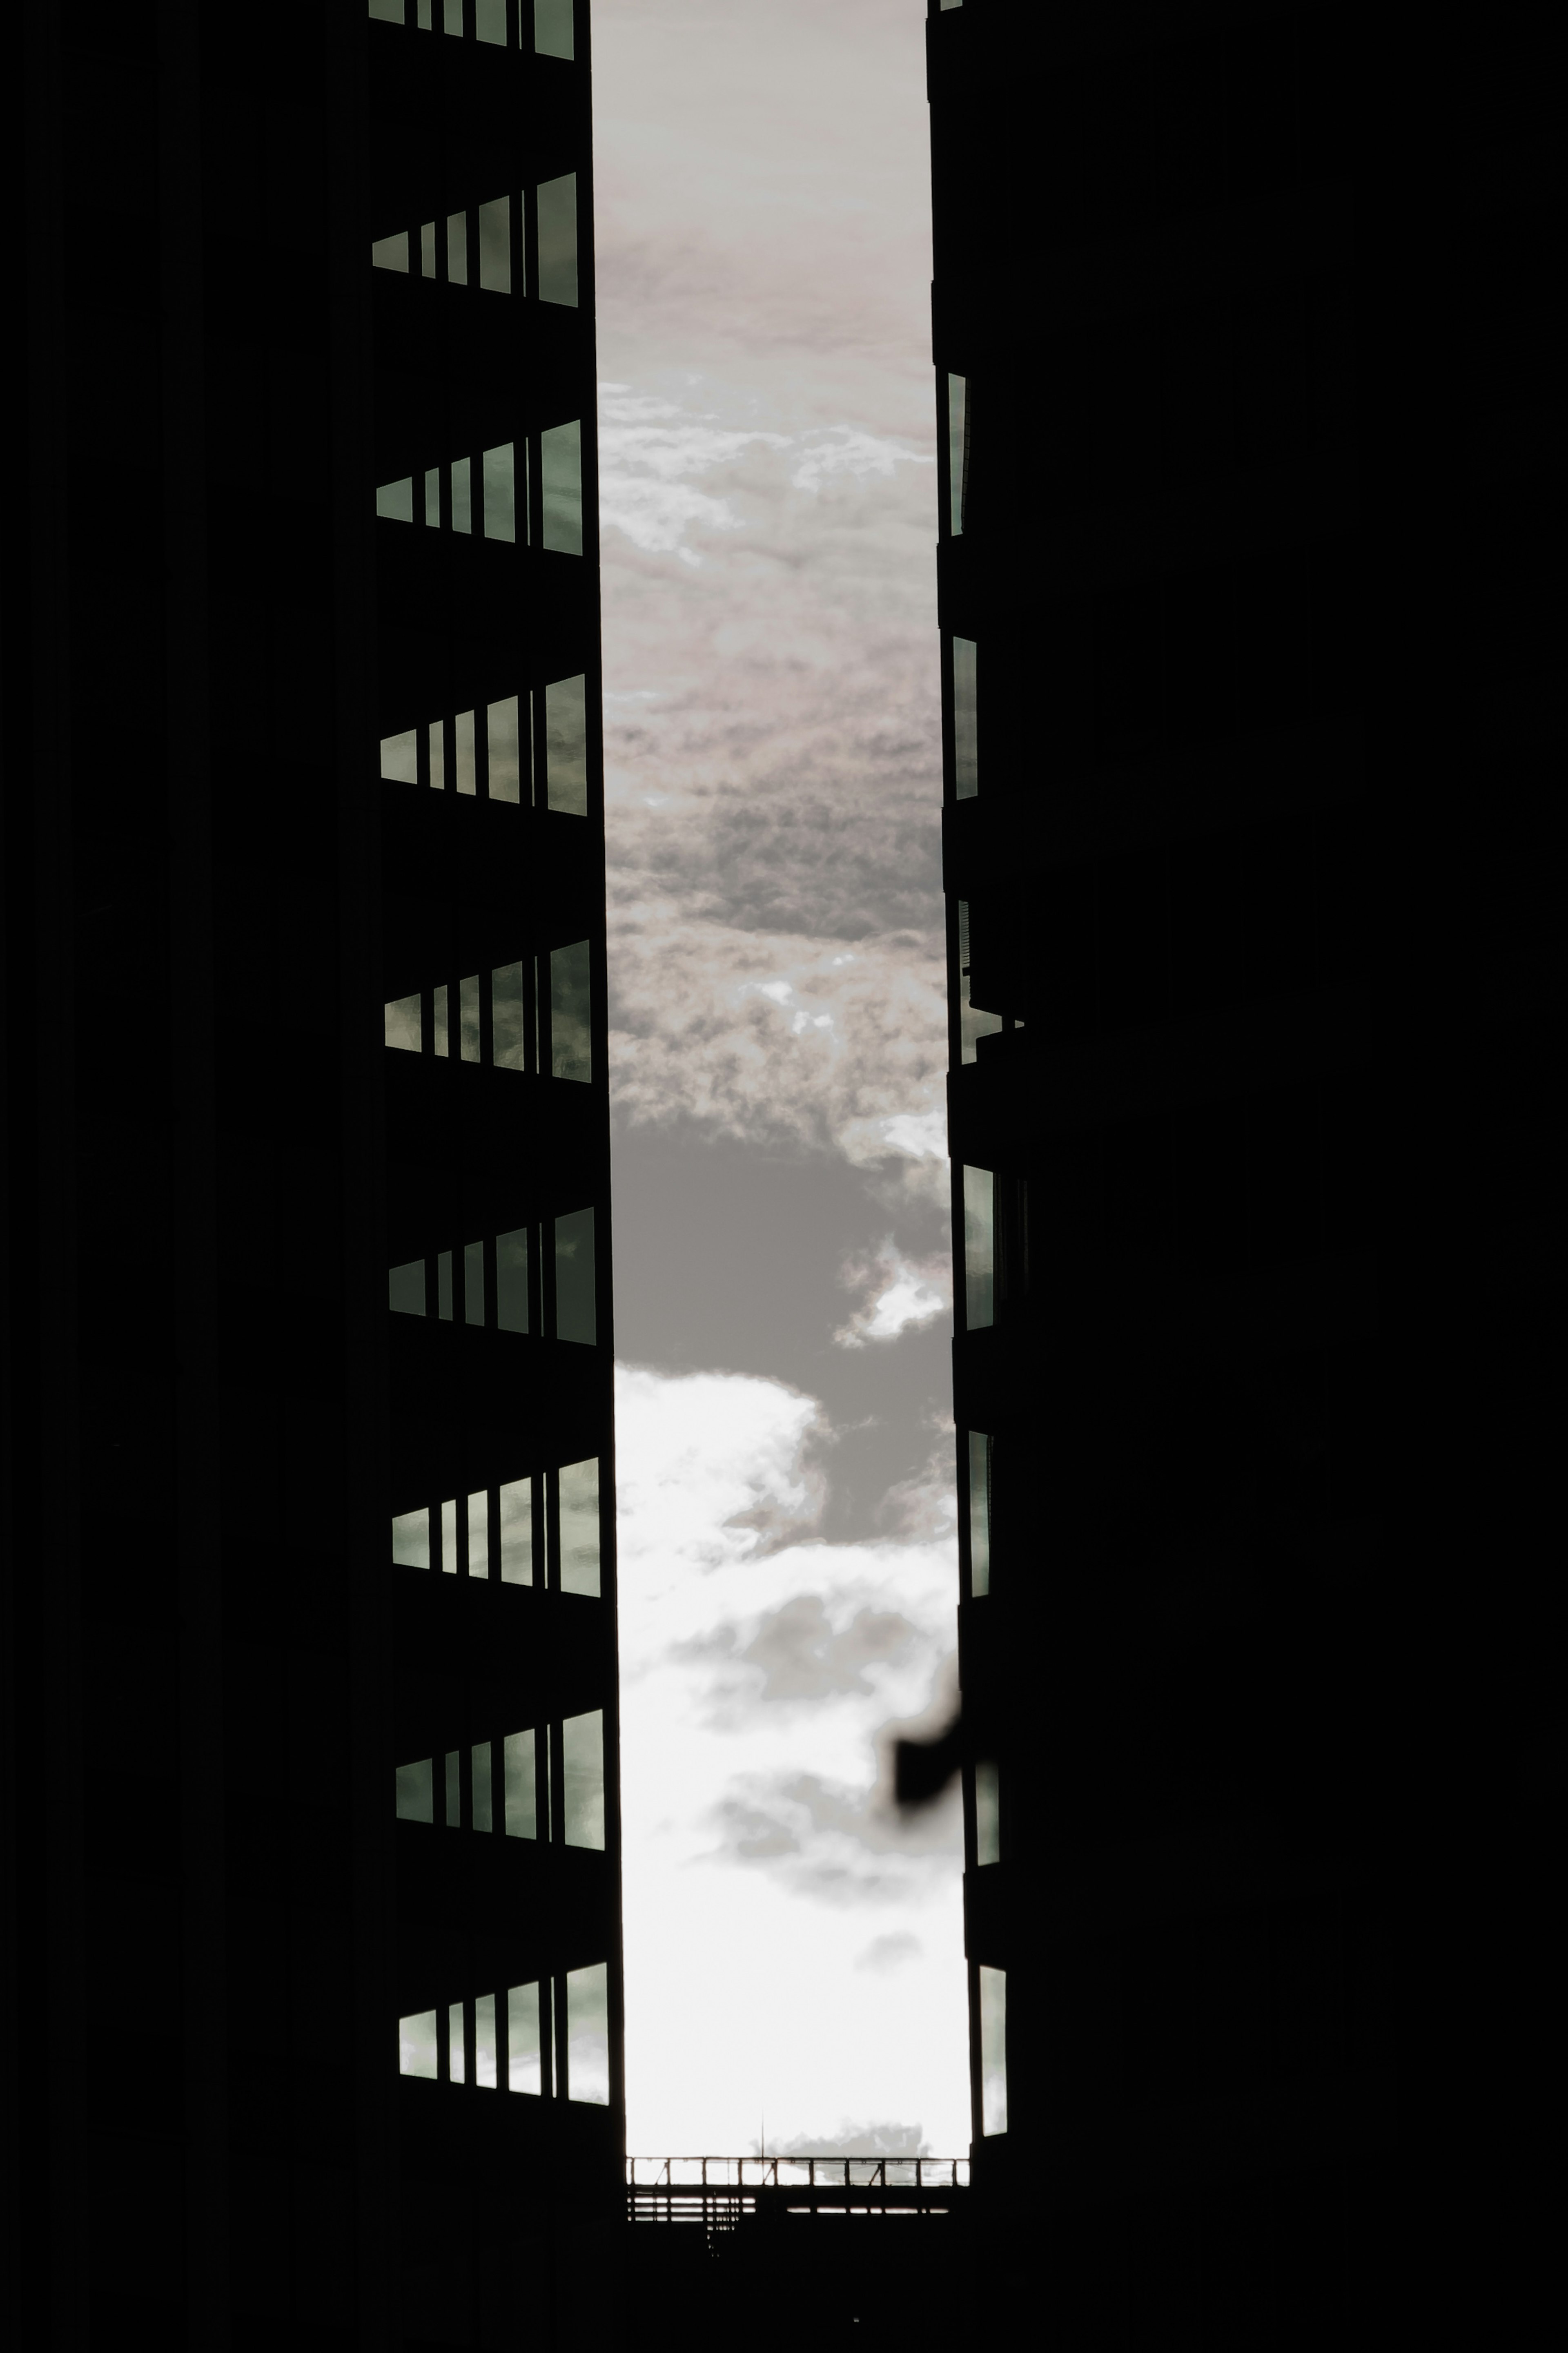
[
  {"x1": 930, "y1": 0, "x2": 1563, "y2": 2342},
  {"x1": 4, "y1": 6, "x2": 623, "y2": 2347}
]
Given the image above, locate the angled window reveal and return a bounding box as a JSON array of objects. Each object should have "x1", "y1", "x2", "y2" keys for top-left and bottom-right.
[
  {"x1": 554, "y1": 1209, "x2": 596, "y2": 1345},
  {"x1": 545, "y1": 675, "x2": 589, "y2": 813},
  {"x1": 962, "y1": 1167, "x2": 995, "y2": 1331},
  {"x1": 947, "y1": 373, "x2": 969, "y2": 536},
  {"x1": 535, "y1": 0, "x2": 574, "y2": 59},
  {"x1": 537, "y1": 174, "x2": 578, "y2": 307},
  {"x1": 562, "y1": 1709, "x2": 605, "y2": 1848},
  {"x1": 974, "y1": 1760, "x2": 1000, "y2": 1865},
  {"x1": 541, "y1": 422, "x2": 582, "y2": 554},
  {"x1": 397, "y1": 1758, "x2": 434, "y2": 1823},
  {"x1": 509, "y1": 1983, "x2": 543, "y2": 2093},
  {"x1": 967, "y1": 1430, "x2": 992, "y2": 1597},
  {"x1": 566, "y1": 1963, "x2": 609, "y2": 2104},
  {"x1": 478, "y1": 194, "x2": 512, "y2": 292},
  {"x1": 952, "y1": 638, "x2": 978, "y2": 799},
  {"x1": 550, "y1": 941, "x2": 592, "y2": 1081},
  {"x1": 979, "y1": 1966, "x2": 1007, "y2": 2134},
  {"x1": 399, "y1": 2010, "x2": 439, "y2": 2080},
  {"x1": 557, "y1": 1457, "x2": 601, "y2": 1595},
  {"x1": 957, "y1": 899, "x2": 1000, "y2": 1064}
]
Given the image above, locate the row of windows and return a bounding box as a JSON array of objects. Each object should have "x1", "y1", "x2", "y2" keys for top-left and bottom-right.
[
  {"x1": 375, "y1": 424, "x2": 582, "y2": 555},
  {"x1": 384, "y1": 946, "x2": 591, "y2": 1082},
  {"x1": 372, "y1": 178, "x2": 577, "y2": 307},
  {"x1": 391, "y1": 1456, "x2": 601, "y2": 1593},
  {"x1": 400, "y1": 1964, "x2": 607, "y2": 2106},
  {"x1": 396, "y1": 1710, "x2": 604, "y2": 1846},
  {"x1": 371, "y1": 0, "x2": 573, "y2": 57},
  {"x1": 380, "y1": 676, "x2": 588, "y2": 812},
  {"x1": 388, "y1": 1211, "x2": 597, "y2": 1347}
]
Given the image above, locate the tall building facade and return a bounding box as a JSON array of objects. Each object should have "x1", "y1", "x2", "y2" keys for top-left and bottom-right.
[
  {"x1": 5, "y1": 4, "x2": 622, "y2": 2345},
  {"x1": 929, "y1": 2, "x2": 1398, "y2": 2337}
]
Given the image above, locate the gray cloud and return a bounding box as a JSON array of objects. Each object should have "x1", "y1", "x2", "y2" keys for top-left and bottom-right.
[
  {"x1": 764, "y1": 2118, "x2": 932, "y2": 2159},
  {"x1": 706, "y1": 1763, "x2": 960, "y2": 1906},
  {"x1": 855, "y1": 1931, "x2": 922, "y2": 1975},
  {"x1": 677, "y1": 1592, "x2": 923, "y2": 1713}
]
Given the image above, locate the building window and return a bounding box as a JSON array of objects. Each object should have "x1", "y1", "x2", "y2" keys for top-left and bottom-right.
[
  {"x1": 537, "y1": 174, "x2": 578, "y2": 306},
  {"x1": 566, "y1": 1963, "x2": 610, "y2": 2103},
  {"x1": 952, "y1": 637, "x2": 978, "y2": 798},
  {"x1": 957, "y1": 899, "x2": 1000, "y2": 1062},
  {"x1": 962, "y1": 1167, "x2": 994, "y2": 1330},
  {"x1": 947, "y1": 374, "x2": 969, "y2": 535},
  {"x1": 979, "y1": 1966, "x2": 1007, "y2": 2134},
  {"x1": 966, "y1": 1430, "x2": 991, "y2": 1596},
  {"x1": 974, "y1": 1760, "x2": 1000, "y2": 1865}
]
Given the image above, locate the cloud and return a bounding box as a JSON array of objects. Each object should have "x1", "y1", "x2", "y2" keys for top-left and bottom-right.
[
  {"x1": 765, "y1": 2117, "x2": 931, "y2": 2158},
  {"x1": 615, "y1": 1360, "x2": 967, "y2": 2153},
  {"x1": 834, "y1": 1238, "x2": 950, "y2": 1347},
  {"x1": 855, "y1": 1931, "x2": 922, "y2": 1975}
]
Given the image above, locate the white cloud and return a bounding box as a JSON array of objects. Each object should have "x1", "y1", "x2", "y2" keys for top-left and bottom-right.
[
  {"x1": 616, "y1": 1362, "x2": 968, "y2": 2155},
  {"x1": 834, "y1": 1238, "x2": 950, "y2": 1348}
]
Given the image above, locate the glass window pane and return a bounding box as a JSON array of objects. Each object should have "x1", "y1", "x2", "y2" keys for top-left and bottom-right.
[
  {"x1": 486, "y1": 694, "x2": 521, "y2": 801},
  {"x1": 396, "y1": 1758, "x2": 434, "y2": 1822},
  {"x1": 566, "y1": 1963, "x2": 609, "y2": 2104},
  {"x1": 504, "y1": 1728, "x2": 537, "y2": 1833},
  {"x1": 496, "y1": 1229, "x2": 529, "y2": 1333},
  {"x1": 540, "y1": 420, "x2": 582, "y2": 553},
  {"x1": 558, "y1": 1456, "x2": 600, "y2": 1595},
  {"x1": 967, "y1": 1431, "x2": 991, "y2": 1597},
  {"x1": 399, "y1": 2010, "x2": 438, "y2": 2079},
  {"x1": 420, "y1": 221, "x2": 437, "y2": 277},
  {"x1": 979, "y1": 1966, "x2": 1007, "y2": 2134},
  {"x1": 424, "y1": 468, "x2": 440, "y2": 528},
  {"x1": 376, "y1": 477, "x2": 413, "y2": 521},
  {"x1": 472, "y1": 1741, "x2": 494, "y2": 1832},
  {"x1": 474, "y1": 1992, "x2": 497, "y2": 2087},
  {"x1": 437, "y1": 1251, "x2": 454, "y2": 1320},
  {"x1": 975, "y1": 1760, "x2": 1000, "y2": 1865},
  {"x1": 440, "y1": 1497, "x2": 457, "y2": 1575},
  {"x1": 369, "y1": 1, "x2": 406, "y2": 22},
  {"x1": 443, "y1": 0, "x2": 463, "y2": 33},
  {"x1": 499, "y1": 1478, "x2": 533, "y2": 1585},
  {"x1": 477, "y1": 194, "x2": 511, "y2": 290},
  {"x1": 554, "y1": 1211, "x2": 595, "y2": 1347},
  {"x1": 544, "y1": 674, "x2": 588, "y2": 813},
  {"x1": 446, "y1": 210, "x2": 467, "y2": 284},
  {"x1": 562, "y1": 1709, "x2": 605, "y2": 1849},
  {"x1": 492, "y1": 963, "x2": 526, "y2": 1070},
  {"x1": 391, "y1": 1507, "x2": 431, "y2": 1568},
  {"x1": 428, "y1": 720, "x2": 446, "y2": 792},
  {"x1": 454, "y1": 709, "x2": 477, "y2": 794},
  {"x1": 452, "y1": 455, "x2": 472, "y2": 535},
  {"x1": 953, "y1": 638, "x2": 978, "y2": 799},
  {"x1": 963, "y1": 1167, "x2": 994, "y2": 1331},
  {"x1": 535, "y1": 0, "x2": 573, "y2": 59},
  {"x1": 432, "y1": 982, "x2": 450, "y2": 1055},
  {"x1": 947, "y1": 373, "x2": 968, "y2": 535},
  {"x1": 459, "y1": 975, "x2": 482, "y2": 1063},
  {"x1": 508, "y1": 1983, "x2": 541, "y2": 2093},
  {"x1": 388, "y1": 1259, "x2": 425, "y2": 1314},
  {"x1": 372, "y1": 230, "x2": 409, "y2": 272},
  {"x1": 467, "y1": 1485, "x2": 488, "y2": 1571},
  {"x1": 444, "y1": 1750, "x2": 460, "y2": 1824},
  {"x1": 958, "y1": 898, "x2": 1000, "y2": 1063},
  {"x1": 380, "y1": 727, "x2": 418, "y2": 784},
  {"x1": 385, "y1": 992, "x2": 422, "y2": 1052},
  {"x1": 477, "y1": 0, "x2": 506, "y2": 43},
  {"x1": 537, "y1": 173, "x2": 577, "y2": 307},
  {"x1": 447, "y1": 2002, "x2": 465, "y2": 2083},
  {"x1": 549, "y1": 940, "x2": 592, "y2": 1082},
  {"x1": 483, "y1": 442, "x2": 515, "y2": 541}
]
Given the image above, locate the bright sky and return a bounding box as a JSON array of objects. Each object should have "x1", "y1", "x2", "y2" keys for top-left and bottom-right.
[{"x1": 591, "y1": 2, "x2": 967, "y2": 2157}]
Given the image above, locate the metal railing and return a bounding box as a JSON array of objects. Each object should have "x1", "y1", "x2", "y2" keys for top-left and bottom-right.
[{"x1": 626, "y1": 2156, "x2": 969, "y2": 2223}]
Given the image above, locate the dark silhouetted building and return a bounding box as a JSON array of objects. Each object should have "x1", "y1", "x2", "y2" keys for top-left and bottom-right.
[
  {"x1": 931, "y1": 0, "x2": 1561, "y2": 2341},
  {"x1": 6, "y1": 3, "x2": 622, "y2": 2344}
]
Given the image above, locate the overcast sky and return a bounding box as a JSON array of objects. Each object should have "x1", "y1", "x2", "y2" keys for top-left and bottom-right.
[{"x1": 590, "y1": 1, "x2": 967, "y2": 2156}]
